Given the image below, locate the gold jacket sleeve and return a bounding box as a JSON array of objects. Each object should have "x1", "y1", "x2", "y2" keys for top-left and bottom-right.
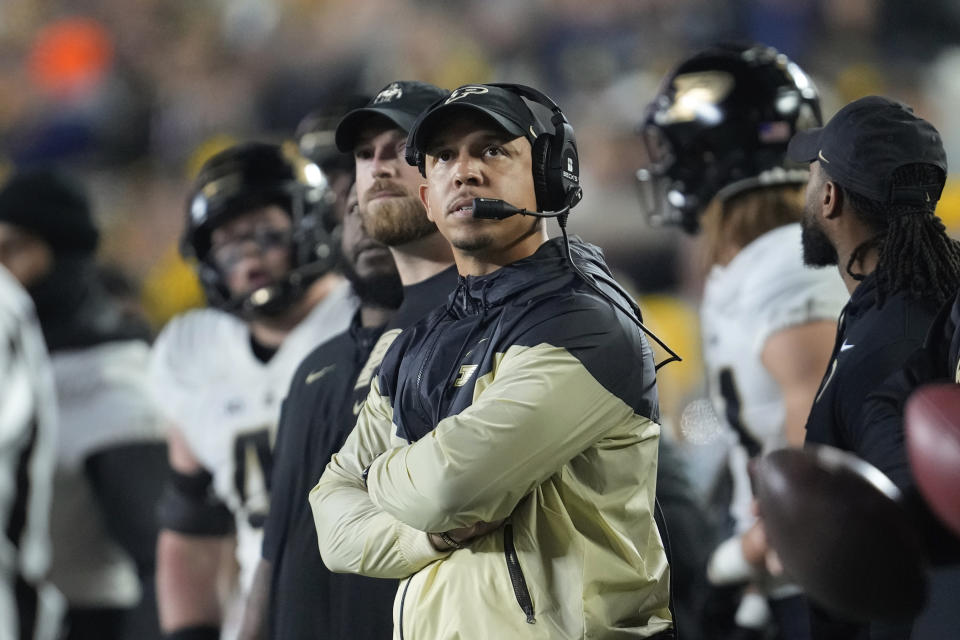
[
  {"x1": 309, "y1": 377, "x2": 449, "y2": 579},
  {"x1": 365, "y1": 343, "x2": 658, "y2": 532}
]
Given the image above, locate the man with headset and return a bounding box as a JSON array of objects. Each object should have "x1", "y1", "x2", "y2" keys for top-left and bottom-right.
[{"x1": 311, "y1": 83, "x2": 673, "y2": 639}]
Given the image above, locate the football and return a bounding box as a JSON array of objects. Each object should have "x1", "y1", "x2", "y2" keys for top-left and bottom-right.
[
  {"x1": 905, "y1": 383, "x2": 960, "y2": 539},
  {"x1": 754, "y1": 446, "x2": 927, "y2": 622}
]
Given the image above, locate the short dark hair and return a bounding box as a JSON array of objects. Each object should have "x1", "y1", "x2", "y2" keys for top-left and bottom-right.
[{"x1": 836, "y1": 162, "x2": 960, "y2": 307}]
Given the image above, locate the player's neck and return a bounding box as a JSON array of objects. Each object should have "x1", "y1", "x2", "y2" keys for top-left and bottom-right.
[
  {"x1": 712, "y1": 242, "x2": 741, "y2": 267},
  {"x1": 388, "y1": 232, "x2": 454, "y2": 285},
  {"x1": 837, "y1": 247, "x2": 878, "y2": 295},
  {"x1": 248, "y1": 272, "x2": 343, "y2": 347},
  {"x1": 836, "y1": 224, "x2": 879, "y2": 295}
]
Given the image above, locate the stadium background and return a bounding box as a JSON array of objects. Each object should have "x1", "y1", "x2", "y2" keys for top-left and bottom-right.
[{"x1": 2, "y1": 0, "x2": 959, "y2": 443}]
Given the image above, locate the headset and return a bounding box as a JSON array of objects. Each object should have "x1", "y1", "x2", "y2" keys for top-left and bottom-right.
[
  {"x1": 407, "y1": 83, "x2": 681, "y2": 371},
  {"x1": 405, "y1": 82, "x2": 582, "y2": 214}
]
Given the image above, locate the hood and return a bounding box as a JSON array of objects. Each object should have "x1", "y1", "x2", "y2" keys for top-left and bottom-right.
[{"x1": 447, "y1": 237, "x2": 622, "y2": 317}]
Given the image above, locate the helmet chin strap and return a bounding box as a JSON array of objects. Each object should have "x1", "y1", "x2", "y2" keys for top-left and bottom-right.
[{"x1": 231, "y1": 258, "x2": 333, "y2": 318}]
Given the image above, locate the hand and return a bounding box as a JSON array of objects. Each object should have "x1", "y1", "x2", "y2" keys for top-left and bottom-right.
[
  {"x1": 743, "y1": 503, "x2": 783, "y2": 576},
  {"x1": 740, "y1": 519, "x2": 769, "y2": 568},
  {"x1": 428, "y1": 519, "x2": 505, "y2": 551}
]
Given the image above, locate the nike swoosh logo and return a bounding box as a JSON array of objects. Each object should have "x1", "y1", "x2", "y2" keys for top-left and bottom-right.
[
  {"x1": 818, "y1": 150, "x2": 830, "y2": 164},
  {"x1": 306, "y1": 365, "x2": 336, "y2": 384},
  {"x1": 840, "y1": 342, "x2": 855, "y2": 352}
]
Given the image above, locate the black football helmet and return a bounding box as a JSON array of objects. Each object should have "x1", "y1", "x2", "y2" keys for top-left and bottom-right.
[
  {"x1": 181, "y1": 141, "x2": 338, "y2": 316},
  {"x1": 637, "y1": 43, "x2": 822, "y2": 233}
]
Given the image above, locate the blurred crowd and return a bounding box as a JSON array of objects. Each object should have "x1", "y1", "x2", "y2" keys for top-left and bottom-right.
[{"x1": 2, "y1": 0, "x2": 960, "y2": 311}]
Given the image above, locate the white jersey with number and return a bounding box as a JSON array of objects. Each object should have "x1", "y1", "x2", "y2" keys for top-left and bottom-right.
[
  {"x1": 48, "y1": 339, "x2": 164, "y2": 608},
  {"x1": 0, "y1": 266, "x2": 64, "y2": 640},
  {"x1": 700, "y1": 223, "x2": 847, "y2": 531},
  {"x1": 148, "y1": 281, "x2": 355, "y2": 593}
]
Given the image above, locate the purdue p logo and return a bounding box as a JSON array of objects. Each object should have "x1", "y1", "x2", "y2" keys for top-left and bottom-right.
[
  {"x1": 454, "y1": 365, "x2": 478, "y2": 387},
  {"x1": 445, "y1": 86, "x2": 488, "y2": 104}
]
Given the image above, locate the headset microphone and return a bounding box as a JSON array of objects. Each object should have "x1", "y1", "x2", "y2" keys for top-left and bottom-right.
[
  {"x1": 471, "y1": 197, "x2": 572, "y2": 220},
  {"x1": 470, "y1": 186, "x2": 680, "y2": 371}
]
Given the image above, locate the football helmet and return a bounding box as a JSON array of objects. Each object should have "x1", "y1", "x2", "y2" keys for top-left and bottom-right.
[
  {"x1": 637, "y1": 43, "x2": 822, "y2": 233},
  {"x1": 181, "y1": 141, "x2": 338, "y2": 315}
]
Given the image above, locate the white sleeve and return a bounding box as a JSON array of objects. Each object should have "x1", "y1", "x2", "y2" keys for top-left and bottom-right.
[
  {"x1": 54, "y1": 341, "x2": 164, "y2": 468},
  {"x1": 0, "y1": 269, "x2": 59, "y2": 590},
  {"x1": 743, "y1": 261, "x2": 847, "y2": 358},
  {"x1": 148, "y1": 312, "x2": 211, "y2": 429}
]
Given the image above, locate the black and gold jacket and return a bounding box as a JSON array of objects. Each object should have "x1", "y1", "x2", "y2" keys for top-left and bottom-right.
[{"x1": 312, "y1": 238, "x2": 672, "y2": 639}]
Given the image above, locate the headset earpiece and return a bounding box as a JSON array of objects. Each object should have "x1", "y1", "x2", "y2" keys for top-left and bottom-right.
[
  {"x1": 531, "y1": 134, "x2": 552, "y2": 211},
  {"x1": 405, "y1": 83, "x2": 582, "y2": 209},
  {"x1": 487, "y1": 83, "x2": 581, "y2": 212}
]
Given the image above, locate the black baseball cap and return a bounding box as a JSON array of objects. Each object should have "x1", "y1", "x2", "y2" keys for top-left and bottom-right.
[
  {"x1": 408, "y1": 84, "x2": 547, "y2": 156},
  {"x1": 787, "y1": 95, "x2": 947, "y2": 204},
  {"x1": 334, "y1": 81, "x2": 449, "y2": 152},
  {"x1": 0, "y1": 169, "x2": 98, "y2": 255}
]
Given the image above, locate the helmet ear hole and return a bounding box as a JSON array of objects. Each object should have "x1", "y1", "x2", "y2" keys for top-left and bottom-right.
[{"x1": 531, "y1": 135, "x2": 552, "y2": 212}]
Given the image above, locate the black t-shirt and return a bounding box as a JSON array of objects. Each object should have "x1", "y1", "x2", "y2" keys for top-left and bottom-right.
[
  {"x1": 383, "y1": 265, "x2": 460, "y2": 333},
  {"x1": 805, "y1": 274, "x2": 940, "y2": 475},
  {"x1": 804, "y1": 275, "x2": 941, "y2": 640},
  {"x1": 263, "y1": 266, "x2": 458, "y2": 639}
]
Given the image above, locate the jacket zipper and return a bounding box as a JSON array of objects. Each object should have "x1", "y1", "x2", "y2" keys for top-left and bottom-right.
[
  {"x1": 504, "y1": 523, "x2": 536, "y2": 624},
  {"x1": 414, "y1": 315, "x2": 448, "y2": 425},
  {"x1": 398, "y1": 571, "x2": 414, "y2": 640}
]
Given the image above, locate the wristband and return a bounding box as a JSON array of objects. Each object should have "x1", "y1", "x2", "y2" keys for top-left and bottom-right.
[
  {"x1": 361, "y1": 454, "x2": 381, "y2": 489},
  {"x1": 438, "y1": 531, "x2": 465, "y2": 550},
  {"x1": 165, "y1": 626, "x2": 220, "y2": 640}
]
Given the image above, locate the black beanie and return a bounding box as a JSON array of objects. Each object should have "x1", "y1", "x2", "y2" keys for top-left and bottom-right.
[{"x1": 0, "y1": 169, "x2": 99, "y2": 254}]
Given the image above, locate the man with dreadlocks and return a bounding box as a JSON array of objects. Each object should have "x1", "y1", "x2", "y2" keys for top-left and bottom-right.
[{"x1": 787, "y1": 96, "x2": 960, "y2": 639}]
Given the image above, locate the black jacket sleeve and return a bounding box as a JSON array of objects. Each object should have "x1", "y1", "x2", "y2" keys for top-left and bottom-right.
[{"x1": 860, "y1": 296, "x2": 960, "y2": 564}]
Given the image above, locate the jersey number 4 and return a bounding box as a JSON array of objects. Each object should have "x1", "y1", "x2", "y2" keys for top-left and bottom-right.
[{"x1": 233, "y1": 428, "x2": 273, "y2": 528}]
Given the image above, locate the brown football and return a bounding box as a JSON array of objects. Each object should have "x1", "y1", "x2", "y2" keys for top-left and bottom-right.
[
  {"x1": 905, "y1": 383, "x2": 960, "y2": 539},
  {"x1": 754, "y1": 446, "x2": 927, "y2": 622}
]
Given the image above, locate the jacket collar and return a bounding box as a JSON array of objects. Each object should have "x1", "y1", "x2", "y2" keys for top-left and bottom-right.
[
  {"x1": 447, "y1": 237, "x2": 608, "y2": 315},
  {"x1": 844, "y1": 272, "x2": 878, "y2": 321}
]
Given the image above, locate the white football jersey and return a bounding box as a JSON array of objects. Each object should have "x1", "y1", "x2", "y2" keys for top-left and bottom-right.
[
  {"x1": 148, "y1": 281, "x2": 355, "y2": 592},
  {"x1": 700, "y1": 223, "x2": 847, "y2": 530},
  {"x1": 0, "y1": 267, "x2": 64, "y2": 640},
  {"x1": 48, "y1": 339, "x2": 164, "y2": 607}
]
